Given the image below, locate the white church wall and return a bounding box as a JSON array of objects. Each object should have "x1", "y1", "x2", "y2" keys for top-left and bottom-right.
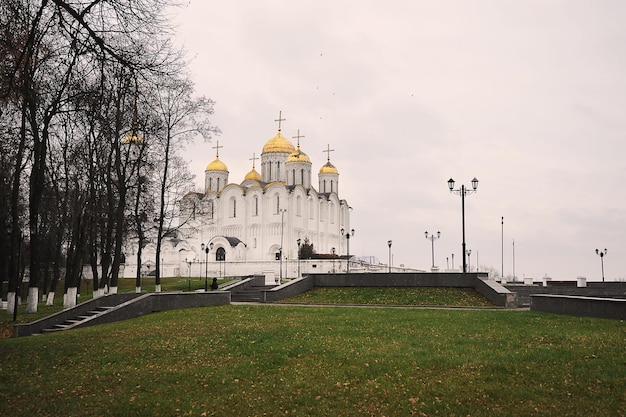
[{"x1": 121, "y1": 123, "x2": 350, "y2": 280}]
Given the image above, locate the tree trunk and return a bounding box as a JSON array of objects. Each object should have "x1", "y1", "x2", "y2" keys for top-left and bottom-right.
[
  {"x1": 26, "y1": 287, "x2": 38, "y2": 313},
  {"x1": 46, "y1": 291, "x2": 55, "y2": 306},
  {"x1": 64, "y1": 287, "x2": 77, "y2": 309}
]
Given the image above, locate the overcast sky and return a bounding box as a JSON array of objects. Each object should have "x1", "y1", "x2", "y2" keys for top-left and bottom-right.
[{"x1": 172, "y1": 0, "x2": 626, "y2": 281}]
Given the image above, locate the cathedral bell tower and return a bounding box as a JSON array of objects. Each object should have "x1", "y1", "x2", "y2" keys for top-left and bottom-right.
[
  {"x1": 285, "y1": 129, "x2": 312, "y2": 188},
  {"x1": 205, "y1": 140, "x2": 229, "y2": 194},
  {"x1": 260, "y1": 111, "x2": 295, "y2": 183},
  {"x1": 318, "y1": 144, "x2": 339, "y2": 194}
]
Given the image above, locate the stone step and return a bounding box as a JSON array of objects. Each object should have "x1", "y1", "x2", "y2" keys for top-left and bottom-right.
[
  {"x1": 232, "y1": 297, "x2": 261, "y2": 302},
  {"x1": 39, "y1": 306, "x2": 118, "y2": 334},
  {"x1": 230, "y1": 284, "x2": 277, "y2": 302},
  {"x1": 41, "y1": 327, "x2": 64, "y2": 333}
]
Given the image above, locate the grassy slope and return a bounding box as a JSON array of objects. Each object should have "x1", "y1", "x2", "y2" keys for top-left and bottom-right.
[
  {"x1": 281, "y1": 286, "x2": 494, "y2": 306},
  {"x1": 0, "y1": 304, "x2": 624, "y2": 417}
]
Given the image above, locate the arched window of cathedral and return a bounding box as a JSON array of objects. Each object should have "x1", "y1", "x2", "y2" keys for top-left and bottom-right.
[
  {"x1": 217, "y1": 178, "x2": 221, "y2": 192},
  {"x1": 323, "y1": 179, "x2": 327, "y2": 193},
  {"x1": 208, "y1": 200, "x2": 214, "y2": 220},
  {"x1": 275, "y1": 194, "x2": 280, "y2": 214},
  {"x1": 231, "y1": 197, "x2": 237, "y2": 218},
  {"x1": 253, "y1": 237, "x2": 257, "y2": 248},
  {"x1": 296, "y1": 195, "x2": 302, "y2": 216},
  {"x1": 268, "y1": 162, "x2": 272, "y2": 181},
  {"x1": 292, "y1": 169, "x2": 296, "y2": 185},
  {"x1": 331, "y1": 180, "x2": 334, "y2": 193},
  {"x1": 301, "y1": 169, "x2": 304, "y2": 185},
  {"x1": 209, "y1": 177, "x2": 212, "y2": 191},
  {"x1": 254, "y1": 196, "x2": 259, "y2": 216},
  {"x1": 277, "y1": 161, "x2": 281, "y2": 181}
]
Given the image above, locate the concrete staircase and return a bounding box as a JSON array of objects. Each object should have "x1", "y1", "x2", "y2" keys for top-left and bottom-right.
[
  {"x1": 14, "y1": 291, "x2": 231, "y2": 337},
  {"x1": 39, "y1": 306, "x2": 117, "y2": 334},
  {"x1": 230, "y1": 285, "x2": 277, "y2": 302},
  {"x1": 504, "y1": 282, "x2": 626, "y2": 307}
]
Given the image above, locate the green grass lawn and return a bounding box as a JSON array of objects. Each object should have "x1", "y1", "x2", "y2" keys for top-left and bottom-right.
[
  {"x1": 282, "y1": 286, "x2": 494, "y2": 306},
  {"x1": 0, "y1": 304, "x2": 624, "y2": 416}
]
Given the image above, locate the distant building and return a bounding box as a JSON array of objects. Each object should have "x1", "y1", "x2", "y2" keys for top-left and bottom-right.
[{"x1": 122, "y1": 114, "x2": 352, "y2": 279}]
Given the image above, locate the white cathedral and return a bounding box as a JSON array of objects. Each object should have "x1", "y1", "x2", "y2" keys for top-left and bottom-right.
[{"x1": 122, "y1": 114, "x2": 352, "y2": 280}]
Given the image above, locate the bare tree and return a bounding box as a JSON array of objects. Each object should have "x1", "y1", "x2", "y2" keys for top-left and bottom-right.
[
  {"x1": 1, "y1": 0, "x2": 185, "y2": 312},
  {"x1": 145, "y1": 76, "x2": 218, "y2": 290},
  {"x1": 1, "y1": 0, "x2": 34, "y2": 314}
]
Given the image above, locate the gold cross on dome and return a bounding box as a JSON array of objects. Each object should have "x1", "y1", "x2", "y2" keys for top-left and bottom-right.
[
  {"x1": 212, "y1": 140, "x2": 223, "y2": 158},
  {"x1": 323, "y1": 144, "x2": 335, "y2": 161},
  {"x1": 274, "y1": 111, "x2": 286, "y2": 132},
  {"x1": 292, "y1": 129, "x2": 305, "y2": 147},
  {"x1": 249, "y1": 152, "x2": 259, "y2": 168}
]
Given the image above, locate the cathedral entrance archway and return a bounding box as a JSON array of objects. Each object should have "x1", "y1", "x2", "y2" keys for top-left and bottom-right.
[{"x1": 215, "y1": 247, "x2": 226, "y2": 278}]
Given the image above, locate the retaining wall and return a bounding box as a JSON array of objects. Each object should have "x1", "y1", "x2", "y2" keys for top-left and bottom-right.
[
  {"x1": 313, "y1": 272, "x2": 475, "y2": 287},
  {"x1": 14, "y1": 291, "x2": 230, "y2": 337},
  {"x1": 530, "y1": 294, "x2": 626, "y2": 320},
  {"x1": 474, "y1": 277, "x2": 518, "y2": 308},
  {"x1": 262, "y1": 276, "x2": 314, "y2": 302},
  {"x1": 506, "y1": 282, "x2": 626, "y2": 307},
  {"x1": 261, "y1": 272, "x2": 516, "y2": 308}
]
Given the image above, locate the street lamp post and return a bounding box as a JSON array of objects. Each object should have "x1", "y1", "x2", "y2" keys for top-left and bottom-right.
[
  {"x1": 201, "y1": 243, "x2": 209, "y2": 291},
  {"x1": 466, "y1": 249, "x2": 472, "y2": 272},
  {"x1": 14, "y1": 230, "x2": 22, "y2": 321},
  {"x1": 512, "y1": 239, "x2": 515, "y2": 281},
  {"x1": 7, "y1": 227, "x2": 22, "y2": 322},
  {"x1": 279, "y1": 208, "x2": 286, "y2": 283},
  {"x1": 297, "y1": 238, "x2": 302, "y2": 278},
  {"x1": 186, "y1": 258, "x2": 193, "y2": 291},
  {"x1": 341, "y1": 228, "x2": 355, "y2": 273},
  {"x1": 145, "y1": 263, "x2": 149, "y2": 290},
  {"x1": 448, "y1": 177, "x2": 479, "y2": 274},
  {"x1": 501, "y1": 216, "x2": 504, "y2": 281},
  {"x1": 595, "y1": 248, "x2": 607, "y2": 282},
  {"x1": 209, "y1": 242, "x2": 214, "y2": 270},
  {"x1": 387, "y1": 240, "x2": 392, "y2": 273},
  {"x1": 424, "y1": 231, "x2": 441, "y2": 270}
]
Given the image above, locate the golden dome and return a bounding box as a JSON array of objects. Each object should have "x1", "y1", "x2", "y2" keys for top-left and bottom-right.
[
  {"x1": 319, "y1": 160, "x2": 339, "y2": 174},
  {"x1": 244, "y1": 168, "x2": 261, "y2": 182},
  {"x1": 287, "y1": 145, "x2": 311, "y2": 163},
  {"x1": 262, "y1": 132, "x2": 296, "y2": 154},
  {"x1": 121, "y1": 132, "x2": 143, "y2": 144},
  {"x1": 206, "y1": 156, "x2": 228, "y2": 172}
]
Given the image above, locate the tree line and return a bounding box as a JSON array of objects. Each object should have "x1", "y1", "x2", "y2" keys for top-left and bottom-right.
[{"x1": 0, "y1": 0, "x2": 217, "y2": 314}]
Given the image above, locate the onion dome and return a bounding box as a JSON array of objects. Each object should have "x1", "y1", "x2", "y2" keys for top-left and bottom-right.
[
  {"x1": 244, "y1": 168, "x2": 261, "y2": 181},
  {"x1": 262, "y1": 132, "x2": 296, "y2": 154},
  {"x1": 121, "y1": 132, "x2": 143, "y2": 144},
  {"x1": 287, "y1": 145, "x2": 311, "y2": 163},
  {"x1": 206, "y1": 156, "x2": 228, "y2": 172},
  {"x1": 319, "y1": 160, "x2": 338, "y2": 174}
]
